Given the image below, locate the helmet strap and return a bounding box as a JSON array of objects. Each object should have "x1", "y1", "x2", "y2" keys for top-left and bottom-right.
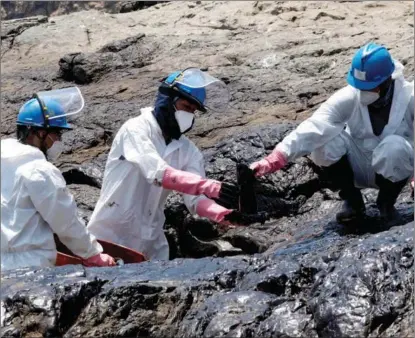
[
  {"x1": 33, "y1": 128, "x2": 49, "y2": 155},
  {"x1": 32, "y1": 94, "x2": 51, "y2": 155},
  {"x1": 33, "y1": 94, "x2": 50, "y2": 128}
]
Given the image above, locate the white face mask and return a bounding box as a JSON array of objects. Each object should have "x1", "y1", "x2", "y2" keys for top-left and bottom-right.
[
  {"x1": 175, "y1": 109, "x2": 195, "y2": 133},
  {"x1": 46, "y1": 136, "x2": 64, "y2": 161},
  {"x1": 359, "y1": 91, "x2": 380, "y2": 106}
]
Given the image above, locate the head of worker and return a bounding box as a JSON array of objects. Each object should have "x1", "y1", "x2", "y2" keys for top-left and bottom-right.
[
  {"x1": 16, "y1": 87, "x2": 84, "y2": 161},
  {"x1": 347, "y1": 42, "x2": 395, "y2": 107},
  {"x1": 153, "y1": 67, "x2": 229, "y2": 141}
]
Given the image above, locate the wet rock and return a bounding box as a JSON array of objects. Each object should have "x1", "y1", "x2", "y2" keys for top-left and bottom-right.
[
  {"x1": 0, "y1": 265, "x2": 105, "y2": 337},
  {"x1": 308, "y1": 224, "x2": 414, "y2": 338},
  {"x1": 256, "y1": 300, "x2": 318, "y2": 338},
  {"x1": 178, "y1": 291, "x2": 276, "y2": 337},
  {"x1": 1, "y1": 223, "x2": 413, "y2": 337}
]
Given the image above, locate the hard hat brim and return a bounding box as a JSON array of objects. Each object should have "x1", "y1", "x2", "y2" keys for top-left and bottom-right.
[
  {"x1": 346, "y1": 70, "x2": 387, "y2": 90},
  {"x1": 158, "y1": 84, "x2": 207, "y2": 112},
  {"x1": 16, "y1": 121, "x2": 73, "y2": 130}
]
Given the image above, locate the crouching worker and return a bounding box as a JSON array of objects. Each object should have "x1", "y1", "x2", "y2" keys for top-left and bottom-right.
[
  {"x1": 1, "y1": 87, "x2": 116, "y2": 271},
  {"x1": 249, "y1": 42, "x2": 414, "y2": 223},
  {"x1": 87, "y1": 68, "x2": 248, "y2": 261}
]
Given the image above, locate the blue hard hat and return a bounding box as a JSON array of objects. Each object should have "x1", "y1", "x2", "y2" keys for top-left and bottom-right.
[
  {"x1": 347, "y1": 42, "x2": 395, "y2": 90},
  {"x1": 16, "y1": 97, "x2": 72, "y2": 129},
  {"x1": 161, "y1": 70, "x2": 207, "y2": 111}
]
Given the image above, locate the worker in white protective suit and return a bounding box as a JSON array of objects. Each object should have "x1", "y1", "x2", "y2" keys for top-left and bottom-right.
[
  {"x1": 88, "y1": 68, "x2": 249, "y2": 260},
  {"x1": 249, "y1": 42, "x2": 414, "y2": 223},
  {"x1": 1, "y1": 87, "x2": 116, "y2": 271}
]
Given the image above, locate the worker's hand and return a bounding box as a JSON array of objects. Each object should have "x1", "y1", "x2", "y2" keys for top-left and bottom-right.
[
  {"x1": 411, "y1": 178, "x2": 414, "y2": 197},
  {"x1": 82, "y1": 253, "x2": 116, "y2": 267},
  {"x1": 215, "y1": 182, "x2": 240, "y2": 209},
  {"x1": 250, "y1": 150, "x2": 287, "y2": 177},
  {"x1": 196, "y1": 199, "x2": 269, "y2": 228}
]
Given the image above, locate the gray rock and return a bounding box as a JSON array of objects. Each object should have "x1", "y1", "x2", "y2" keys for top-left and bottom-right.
[{"x1": 58, "y1": 34, "x2": 158, "y2": 84}]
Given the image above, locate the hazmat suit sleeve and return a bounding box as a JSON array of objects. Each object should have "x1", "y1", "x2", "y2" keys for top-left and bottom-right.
[
  {"x1": 24, "y1": 163, "x2": 102, "y2": 259},
  {"x1": 120, "y1": 122, "x2": 169, "y2": 184},
  {"x1": 181, "y1": 147, "x2": 210, "y2": 214},
  {"x1": 276, "y1": 86, "x2": 356, "y2": 162}
]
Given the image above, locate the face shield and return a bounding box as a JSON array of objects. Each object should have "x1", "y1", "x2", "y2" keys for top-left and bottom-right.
[
  {"x1": 173, "y1": 68, "x2": 230, "y2": 114},
  {"x1": 165, "y1": 68, "x2": 231, "y2": 135},
  {"x1": 34, "y1": 86, "x2": 85, "y2": 129}
]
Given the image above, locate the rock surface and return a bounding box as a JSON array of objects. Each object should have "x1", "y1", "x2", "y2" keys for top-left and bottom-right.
[
  {"x1": 1, "y1": 1, "x2": 159, "y2": 20},
  {"x1": 1, "y1": 221, "x2": 413, "y2": 337},
  {"x1": 1, "y1": 1, "x2": 414, "y2": 337}
]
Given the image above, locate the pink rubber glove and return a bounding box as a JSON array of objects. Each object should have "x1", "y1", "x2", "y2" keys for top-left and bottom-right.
[
  {"x1": 82, "y1": 253, "x2": 116, "y2": 267},
  {"x1": 196, "y1": 199, "x2": 268, "y2": 226},
  {"x1": 196, "y1": 199, "x2": 234, "y2": 225},
  {"x1": 249, "y1": 150, "x2": 287, "y2": 177},
  {"x1": 162, "y1": 166, "x2": 222, "y2": 199}
]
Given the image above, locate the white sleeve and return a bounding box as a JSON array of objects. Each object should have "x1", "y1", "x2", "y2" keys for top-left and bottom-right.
[
  {"x1": 181, "y1": 147, "x2": 210, "y2": 214},
  {"x1": 24, "y1": 164, "x2": 102, "y2": 259},
  {"x1": 119, "y1": 122, "x2": 169, "y2": 185},
  {"x1": 276, "y1": 86, "x2": 356, "y2": 162}
]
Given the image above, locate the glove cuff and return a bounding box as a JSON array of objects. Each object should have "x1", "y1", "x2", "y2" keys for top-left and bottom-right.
[
  {"x1": 266, "y1": 150, "x2": 288, "y2": 171},
  {"x1": 162, "y1": 166, "x2": 221, "y2": 199}
]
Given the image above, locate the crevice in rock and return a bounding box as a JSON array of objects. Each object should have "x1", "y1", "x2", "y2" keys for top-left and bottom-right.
[
  {"x1": 255, "y1": 266, "x2": 319, "y2": 297},
  {"x1": 62, "y1": 168, "x2": 101, "y2": 188},
  {"x1": 52, "y1": 279, "x2": 107, "y2": 336},
  {"x1": 119, "y1": 1, "x2": 161, "y2": 13},
  {"x1": 370, "y1": 312, "x2": 399, "y2": 336}
]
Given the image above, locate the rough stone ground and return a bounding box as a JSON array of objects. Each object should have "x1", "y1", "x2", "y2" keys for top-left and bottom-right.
[{"x1": 1, "y1": 1, "x2": 414, "y2": 337}]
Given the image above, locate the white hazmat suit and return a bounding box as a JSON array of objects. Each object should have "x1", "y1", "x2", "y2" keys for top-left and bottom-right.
[
  {"x1": 1, "y1": 139, "x2": 102, "y2": 271},
  {"x1": 87, "y1": 108, "x2": 208, "y2": 260},
  {"x1": 276, "y1": 61, "x2": 414, "y2": 188}
]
